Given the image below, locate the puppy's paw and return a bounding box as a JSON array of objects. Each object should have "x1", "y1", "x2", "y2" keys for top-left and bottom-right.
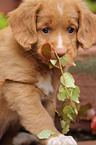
[
  {"x1": 13, "y1": 132, "x2": 40, "y2": 145},
  {"x1": 47, "y1": 134, "x2": 77, "y2": 145}
]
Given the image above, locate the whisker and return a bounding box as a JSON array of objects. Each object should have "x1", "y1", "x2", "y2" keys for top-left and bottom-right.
[
  {"x1": 26, "y1": 49, "x2": 55, "y2": 59},
  {"x1": 26, "y1": 52, "x2": 39, "y2": 59}
]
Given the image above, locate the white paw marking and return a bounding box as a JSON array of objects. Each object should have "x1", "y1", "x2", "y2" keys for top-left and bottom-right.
[
  {"x1": 13, "y1": 132, "x2": 39, "y2": 145},
  {"x1": 47, "y1": 134, "x2": 77, "y2": 145}
]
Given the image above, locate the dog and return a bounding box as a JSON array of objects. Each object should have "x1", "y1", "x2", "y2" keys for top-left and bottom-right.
[{"x1": 0, "y1": 0, "x2": 96, "y2": 144}]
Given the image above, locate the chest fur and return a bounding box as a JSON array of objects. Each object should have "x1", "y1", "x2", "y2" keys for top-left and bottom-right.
[{"x1": 36, "y1": 75, "x2": 54, "y2": 96}]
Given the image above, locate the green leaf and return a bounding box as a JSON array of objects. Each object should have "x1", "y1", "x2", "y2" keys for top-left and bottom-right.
[
  {"x1": 57, "y1": 91, "x2": 68, "y2": 101},
  {"x1": 67, "y1": 113, "x2": 76, "y2": 120},
  {"x1": 60, "y1": 72, "x2": 76, "y2": 88},
  {"x1": 76, "y1": 105, "x2": 80, "y2": 112},
  {"x1": 61, "y1": 120, "x2": 66, "y2": 128},
  {"x1": 41, "y1": 43, "x2": 51, "y2": 59},
  {"x1": 58, "y1": 84, "x2": 68, "y2": 100},
  {"x1": 62, "y1": 121, "x2": 70, "y2": 134},
  {"x1": 63, "y1": 113, "x2": 69, "y2": 121},
  {"x1": 64, "y1": 88, "x2": 72, "y2": 99},
  {"x1": 60, "y1": 54, "x2": 76, "y2": 67},
  {"x1": 71, "y1": 86, "x2": 80, "y2": 103},
  {"x1": 59, "y1": 84, "x2": 65, "y2": 92},
  {"x1": 69, "y1": 103, "x2": 79, "y2": 115},
  {"x1": 59, "y1": 102, "x2": 69, "y2": 115},
  {"x1": 49, "y1": 63, "x2": 54, "y2": 69},
  {"x1": 63, "y1": 106, "x2": 76, "y2": 120},
  {"x1": 37, "y1": 130, "x2": 55, "y2": 139},
  {"x1": 63, "y1": 106, "x2": 74, "y2": 114},
  {"x1": 50, "y1": 59, "x2": 58, "y2": 66},
  {"x1": 49, "y1": 59, "x2": 58, "y2": 69}
]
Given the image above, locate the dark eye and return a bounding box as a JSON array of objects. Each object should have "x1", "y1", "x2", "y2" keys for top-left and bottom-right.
[
  {"x1": 42, "y1": 27, "x2": 50, "y2": 34},
  {"x1": 68, "y1": 27, "x2": 75, "y2": 34}
]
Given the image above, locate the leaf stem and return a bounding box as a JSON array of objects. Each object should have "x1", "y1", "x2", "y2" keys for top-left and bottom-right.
[
  {"x1": 54, "y1": 50, "x2": 77, "y2": 115},
  {"x1": 38, "y1": 88, "x2": 59, "y2": 114}
]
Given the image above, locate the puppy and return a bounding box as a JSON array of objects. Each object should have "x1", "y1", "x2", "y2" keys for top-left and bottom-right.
[{"x1": 0, "y1": 0, "x2": 96, "y2": 145}]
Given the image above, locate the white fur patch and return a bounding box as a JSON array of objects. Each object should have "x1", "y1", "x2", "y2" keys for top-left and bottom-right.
[
  {"x1": 56, "y1": 32, "x2": 67, "y2": 55},
  {"x1": 58, "y1": 4, "x2": 63, "y2": 16},
  {"x1": 47, "y1": 134, "x2": 77, "y2": 145},
  {"x1": 57, "y1": 32, "x2": 63, "y2": 49},
  {"x1": 36, "y1": 75, "x2": 54, "y2": 96}
]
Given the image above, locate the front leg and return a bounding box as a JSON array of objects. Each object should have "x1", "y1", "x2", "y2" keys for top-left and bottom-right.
[
  {"x1": 2, "y1": 83, "x2": 77, "y2": 145},
  {"x1": 2, "y1": 83, "x2": 59, "y2": 142}
]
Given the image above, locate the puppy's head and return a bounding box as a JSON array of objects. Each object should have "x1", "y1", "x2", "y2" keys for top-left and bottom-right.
[{"x1": 8, "y1": 0, "x2": 96, "y2": 63}]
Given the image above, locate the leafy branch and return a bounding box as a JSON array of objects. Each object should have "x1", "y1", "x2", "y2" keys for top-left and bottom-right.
[
  {"x1": 37, "y1": 43, "x2": 80, "y2": 138},
  {"x1": 51, "y1": 50, "x2": 80, "y2": 134}
]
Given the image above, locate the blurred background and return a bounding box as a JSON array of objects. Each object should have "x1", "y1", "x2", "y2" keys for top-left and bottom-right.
[
  {"x1": 0, "y1": 0, "x2": 22, "y2": 29},
  {"x1": 0, "y1": 0, "x2": 22, "y2": 14}
]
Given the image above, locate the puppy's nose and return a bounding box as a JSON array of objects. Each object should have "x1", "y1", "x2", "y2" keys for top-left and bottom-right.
[{"x1": 55, "y1": 48, "x2": 67, "y2": 57}]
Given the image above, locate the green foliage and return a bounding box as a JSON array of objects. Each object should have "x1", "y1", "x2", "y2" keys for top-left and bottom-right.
[
  {"x1": 50, "y1": 51, "x2": 80, "y2": 134},
  {"x1": 60, "y1": 72, "x2": 76, "y2": 88},
  {"x1": 57, "y1": 88, "x2": 68, "y2": 101},
  {"x1": 60, "y1": 54, "x2": 76, "y2": 67},
  {"x1": 61, "y1": 120, "x2": 70, "y2": 134},
  {"x1": 71, "y1": 86, "x2": 80, "y2": 103},
  {"x1": 37, "y1": 130, "x2": 55, "y2": 139},
  {"x1": 57, "y1": 72, "x2": 80, "y2": 133},
  {"x1": 50, "y1": 54, "x2": 76, "y2": 69},
  {"x1": 37, "y1": 44, "x2": 80, "y2": 139},
  {"x1": 86, "y1": 0, "x2": 96, "y2": 13},
  {"x1": 0, "y1": 13, "x2": 8, "y2": 29},
  {"x1": 49, "y1": 59, "x2": 58, "y2": 69}
]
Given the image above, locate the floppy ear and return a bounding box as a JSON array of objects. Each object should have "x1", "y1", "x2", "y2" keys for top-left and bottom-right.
[
  {"x1": 77, "y1": 3, "x2": 96, "y2": 49},
  {"x1": 8, "y1": 1, "x2": 41, "y2": 50}
]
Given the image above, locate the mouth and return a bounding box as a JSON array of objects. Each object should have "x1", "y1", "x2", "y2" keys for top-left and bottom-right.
[
  {"x1": 41, "y1": 43, "x2": 76, "y2": 68},
  {"x1": 41, "y1": 43, "x2": 66, "y2": 59}
]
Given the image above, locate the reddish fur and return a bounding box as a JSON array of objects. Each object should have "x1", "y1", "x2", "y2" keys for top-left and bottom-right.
[{"x1": 0, "y1": 0, "x2": 96, "y2": 144}]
